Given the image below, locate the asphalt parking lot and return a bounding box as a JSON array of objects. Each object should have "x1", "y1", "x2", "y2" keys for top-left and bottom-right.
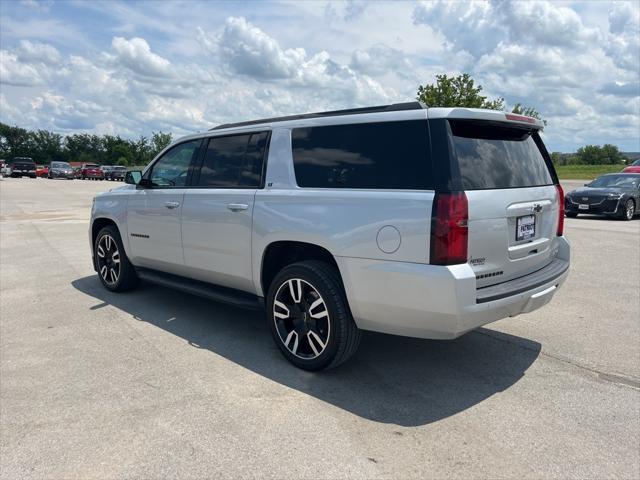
[{"x1": 1, "y1": 177, "x2": 638, "y2": 479}]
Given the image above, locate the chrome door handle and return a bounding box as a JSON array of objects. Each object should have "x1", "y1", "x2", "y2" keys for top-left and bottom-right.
[
  {"x1": 164, "y1": 201, "x2": 180, "y2": 209},
  {"x1": 227, "y1": 203, "x2": 249, "y2": 211}
]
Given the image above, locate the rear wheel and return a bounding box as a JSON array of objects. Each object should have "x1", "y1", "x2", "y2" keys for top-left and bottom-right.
[
  {"x1": 620, "y1": 199, "x2": 635, "y2": 221},
  {"x1": 95, "y1": 225, "x2": 138, "y2": 292},
  {"x1": 266, "y1": 260, "x2": 361, "y2": 371}
]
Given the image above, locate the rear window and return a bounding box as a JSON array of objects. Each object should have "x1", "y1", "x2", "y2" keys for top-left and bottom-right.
[
  {"x1": 450, "y1": 120, "x2": 553, "y2": 190},
  {"x1": 291, "y1": 120, "x2": 432, "y2": 190}
]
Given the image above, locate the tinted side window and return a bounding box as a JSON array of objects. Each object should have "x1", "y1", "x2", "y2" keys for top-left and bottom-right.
[
  {"x1": 150, "y1": 140, "x2": 200, "y2": 187},
  {"x1": 450, "y1": 120, "x2": 553, "y2": 190},
  {"x1": 197, "y1": 132, "x2": 268, "y2": 188},
  {"x1": 291, "y1": 121, "x2": 432, "y2": 189},
  {"x1": 240, "y1": 132, "x2": 269, "y2": 187}
]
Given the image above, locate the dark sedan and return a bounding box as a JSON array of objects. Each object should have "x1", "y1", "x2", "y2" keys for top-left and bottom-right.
[
  {"x1": 104, "y1": 165, "x2": 127, "y2": 181},
  {"x1": 565, "y1": 173, "x2": 640, "y2": 221},
  {"x1": 48, "y1": 161, "x2": 74, "y2": 179}
]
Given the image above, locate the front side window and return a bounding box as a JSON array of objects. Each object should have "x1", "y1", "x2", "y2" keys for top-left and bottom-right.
[
  {"x1": 196, "y1": 132, "x2": 268, "y2": 188},
  {"x1": 149, "y1": 140, "x2": 200, "y2": 187},
  {"x1": 291, "y1": 120, "x2": 432, "y2": 189}
]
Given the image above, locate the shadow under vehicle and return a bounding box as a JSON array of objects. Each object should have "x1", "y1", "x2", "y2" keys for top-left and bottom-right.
[{"x1": 72, "y1": 275, "x2": 541, "y2": 427}]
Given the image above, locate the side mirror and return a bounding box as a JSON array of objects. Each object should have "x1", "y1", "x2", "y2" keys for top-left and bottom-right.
[
  {"x1": 125, "y1": 170, "x2": 142, "y2": 185},
  {"x1": 584, "y1": 182, "x2": 591, "y2": 187}
]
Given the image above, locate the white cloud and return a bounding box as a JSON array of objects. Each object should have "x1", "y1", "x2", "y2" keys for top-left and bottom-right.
[
  {"x1": 216, "y1": 16, "x2": 306, "y2": 79},
  {"x1": 17, "y1": 40, "x2": 61, "y2": 64},
  {"x1": 0, "y1": 50, "x2": 47, "y2": 86},
  {"x1": 0, "y1": 2, "x2": 638, "y2": 152},
  {"x1": 604, "y1": 2, "x2": 640, "y2": 72},
  {"x1": 350, "y1": 44, "x2": 413, "y2": 77},
  {"x1": 110, "y1": 37, "x2": 172, "y2": 78}
]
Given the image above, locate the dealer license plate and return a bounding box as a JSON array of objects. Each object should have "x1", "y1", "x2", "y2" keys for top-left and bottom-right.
[
  {"x1": 516, "y1": 214, "x2": 536, "y2": 241},
  {"x1": 579, "y1": 204, "x2": 589, "y2": 210}
]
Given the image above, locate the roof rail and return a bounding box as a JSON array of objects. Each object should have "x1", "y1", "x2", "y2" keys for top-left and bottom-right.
[{"x1": 210, "y1": 101, "x2": 425, "y2": 131}]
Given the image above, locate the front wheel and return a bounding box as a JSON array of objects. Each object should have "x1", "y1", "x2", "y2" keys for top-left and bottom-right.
[
  {"x1": 95, "y1": 225, "x2": 138, "y2": 292},
  {"x1": 266, "y1": 260, "x2": 361, "y2": 371},
  {"x1": 620, "y1": 199, "x2": 635, "y2": 221}
]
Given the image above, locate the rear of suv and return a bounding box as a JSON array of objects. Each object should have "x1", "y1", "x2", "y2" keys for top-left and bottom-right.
[
  {"x1": 10, "y1": 157, "x2": 36, "y2": 178},
  {"x1": 90, "y1": 103, "x2": 570, "y2": 370},
  {"x1": 81, "y1": 163, "x2": 104, "y2": 180}
]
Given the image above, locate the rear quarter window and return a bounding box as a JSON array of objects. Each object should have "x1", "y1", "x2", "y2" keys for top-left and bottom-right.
[
  {"x1": 450, "y1": 120, "x2": 553, "y2": 190},
  {"x1": 291, "y1": 120, "x2": 433, "y2": 190}
]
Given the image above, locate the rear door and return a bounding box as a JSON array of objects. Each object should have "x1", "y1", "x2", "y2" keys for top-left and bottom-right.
[
  {"x1": 447, "y1": 120, "x2": 560, "y2": 287},
  {"x1": 181, "y1": 131, "x2": 269, "y2": 293}
]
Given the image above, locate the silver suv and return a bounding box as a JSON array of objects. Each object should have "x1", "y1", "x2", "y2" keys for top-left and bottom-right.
[{"x1": 90, "y1": 103, "x2": 570, "y2": 370}]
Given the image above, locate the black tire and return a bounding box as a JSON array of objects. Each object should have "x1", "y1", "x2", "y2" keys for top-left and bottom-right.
[
  {"x1": 620, "y1": 199, "x2": 635, "y2": 221},
  {"x1": 94, "y1": 225, "x2": 138, "y2": 292},
  {"x1": 566, "y1": 212, "x2": 578, "y2": 218},
  {"x1": 266, "y1": 260, "x2": 361, "y2": 371}
]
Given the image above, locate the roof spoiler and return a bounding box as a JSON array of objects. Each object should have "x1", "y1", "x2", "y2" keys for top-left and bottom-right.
[{"x1": 428, "y1": 108, "x2": 545, "y2": 129}]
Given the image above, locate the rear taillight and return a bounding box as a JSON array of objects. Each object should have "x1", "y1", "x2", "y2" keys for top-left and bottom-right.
[
  {"x1": 430, "y1": 192, "x2": 469, "y2": 265},
  {"x1": 556, "y1": 184, "x2": 564, "y2": 236}
]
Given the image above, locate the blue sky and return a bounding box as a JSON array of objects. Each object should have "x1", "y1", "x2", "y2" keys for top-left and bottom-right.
[{"x1": 1, "y1": 0, "x2": 639, "y2": 152}]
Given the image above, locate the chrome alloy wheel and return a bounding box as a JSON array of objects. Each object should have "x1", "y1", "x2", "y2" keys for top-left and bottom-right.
[
  {"x1": 96, "y1": 234, "x2": 121, "y2": 286},
  {"x1": 273, "y1": 278, "x2": 330, "y2": 359},
  {"x1": 625, "y1": 200, "x2": 634, "y2": 220}
]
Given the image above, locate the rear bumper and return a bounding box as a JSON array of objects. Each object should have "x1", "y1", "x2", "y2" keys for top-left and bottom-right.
[{"x1": 338, "y1": 237, "x2": 570, "y2": 340}]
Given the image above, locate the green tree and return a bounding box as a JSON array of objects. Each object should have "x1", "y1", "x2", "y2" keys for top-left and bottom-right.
[
  {"x1": 151, "y1": 131, "x2": 172, "y2": 158},
  {"x1": 511, "y1": 103, "x2": 546, "y2": 125},
  {"x1": 416, "y1": 73, "x2": 505, "y2": 110},
  {"x1": 600, "y1": 144, "x2": 624, "y2": 165},
  {"x1": 0, "y1": 123, "x2": 31, "y2": 159},
  {"x1": 576, "y1": 145, "x2": 604, "y2": 165},
  {"x1": 65, "y1": 133, "x2": 104, "y2": 164},
  {"x1": 416, "y1": 74, "x2": 546, "y2": 124},
  {"x1": 26, "y1": 129, "x2": 65, "y2": 164},
  {"x1": 116, "y1": 156, "x2": 129, "y2": 166}
]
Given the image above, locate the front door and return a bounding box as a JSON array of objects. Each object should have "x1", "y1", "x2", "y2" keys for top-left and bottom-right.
[{"x1": 127, "y1": 139, "x2": 202, "y2": 273}]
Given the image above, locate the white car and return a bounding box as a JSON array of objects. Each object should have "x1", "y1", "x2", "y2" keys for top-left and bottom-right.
[
  {"x1": 0, "y1": 160, "x2": 12, "y2": 177},
  {"x1": 90, "y1": 103, "x2": 570, "y2": 370}
]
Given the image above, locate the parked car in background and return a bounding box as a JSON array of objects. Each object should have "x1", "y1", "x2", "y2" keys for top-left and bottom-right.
[
  {"x1": 48, "y1": 161, "x2": 74, "y2": 179},
  {"x1": 565, "y1": 173, "x2": 640, "y2": 220},
  {"x1": 73, "y1": 166, "x2": 83, "y2": 179},
  {"x1": 104, "y1": 165, "x2": 127, "y2": 181},
  {"x1": 89, "y1": 103, "x2": 570, "y2": 370},
  {"x1": 0, "y1": 160, "x2": 11, "y2": 177},
  {"x1": 10, "y1": 157, "x2": 36, "y2": 178},
  {"x1": 36, "y1": 165, "x2": 49, "y2": 178},
  {"x1": 81, "y1": 163, "x2": 104, "y2": 180},
  {"x1": 622, "y1": 159, "x2": 640, "y2": 173}
]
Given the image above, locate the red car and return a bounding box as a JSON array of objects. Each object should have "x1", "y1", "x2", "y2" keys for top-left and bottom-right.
[
  {"x1": 81, "y1": 163, "x2": 104, "y2": 180},
  {"x1": 622, "y1": 159, "x2": 640, "y2": 173},
  {"x1": 36, "y1": 165, "x2": 49, "y2": 177}
]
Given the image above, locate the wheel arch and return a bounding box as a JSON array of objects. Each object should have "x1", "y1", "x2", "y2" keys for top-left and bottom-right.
[
  {"x1": 260, "y1": 241, "x2": 343, "y2": 297},
  {"x1": 90, "y1": 216, "x2": 130, "y2": 270}
]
